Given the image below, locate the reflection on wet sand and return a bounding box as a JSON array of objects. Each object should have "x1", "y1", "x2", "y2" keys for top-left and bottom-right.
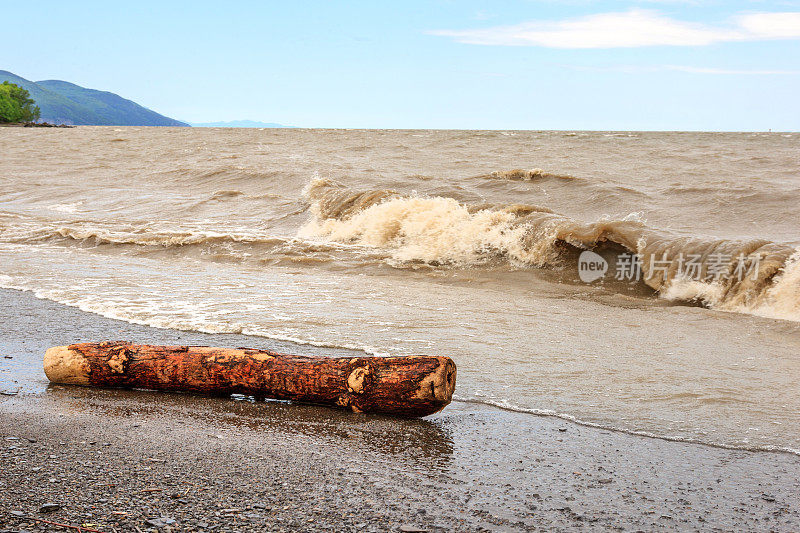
[{"x1": 43, "y1": 385, "x2": 455, "y2": 464}]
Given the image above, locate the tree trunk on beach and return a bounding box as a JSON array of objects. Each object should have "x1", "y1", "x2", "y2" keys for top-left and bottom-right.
[{"x1": 44, "y1": 342, "x2": 456, "y2": 417}]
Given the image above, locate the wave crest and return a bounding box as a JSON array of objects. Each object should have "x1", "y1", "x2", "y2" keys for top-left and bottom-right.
[
  {"x1": 480, "y1": 168, "x2": 577, "y2": 181},
  {"x1": 300, "y1": 179, "x2": 800, "y2": 321}
]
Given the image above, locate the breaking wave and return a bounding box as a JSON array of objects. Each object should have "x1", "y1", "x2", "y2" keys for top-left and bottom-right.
[
  {"x1": 479, "y1": 168, "x2": 577, "y2": 182},
  {"x1": 300, "y1": 177, "x2": 800, "y2": 321}
]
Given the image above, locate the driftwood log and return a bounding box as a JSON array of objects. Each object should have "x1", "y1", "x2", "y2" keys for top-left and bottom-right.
[{"x1": 44, "y1": 342, "x2": 456, "y2": 417}]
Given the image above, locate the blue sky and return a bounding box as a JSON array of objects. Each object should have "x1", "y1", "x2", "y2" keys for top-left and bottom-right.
[{"x1": 6, "y1": 1, "x2": 800, "y2": 129}]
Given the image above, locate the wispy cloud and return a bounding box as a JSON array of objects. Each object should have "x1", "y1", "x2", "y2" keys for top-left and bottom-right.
[
  {"x1": 430, "y1": 10, "x2": 800, "y2": 48},
  {"x1": 568, "y1": 64, "x2": 800, "y2": 74},
  {"x1": 666, "y1": 65, "x2": 800, "y2": 74}
]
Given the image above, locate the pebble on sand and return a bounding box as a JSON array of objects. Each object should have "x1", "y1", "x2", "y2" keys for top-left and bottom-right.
[{"x1": 39, "y1": 503, "x2": 61, "y2": 513}]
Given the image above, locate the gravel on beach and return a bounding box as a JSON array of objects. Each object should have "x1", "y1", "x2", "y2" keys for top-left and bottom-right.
[{"x1": 2, "y1": 288, "x2": 800, "y2": 532}]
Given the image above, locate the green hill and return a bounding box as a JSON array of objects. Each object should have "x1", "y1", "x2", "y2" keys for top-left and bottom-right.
[{"x1": 0, "y1": 70, "x2": 188, "y2": 126}]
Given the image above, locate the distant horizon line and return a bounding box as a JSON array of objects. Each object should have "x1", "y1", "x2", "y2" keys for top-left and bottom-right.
[{"x1": 128, "y1": 125, "x2": 800, "y2": 133}]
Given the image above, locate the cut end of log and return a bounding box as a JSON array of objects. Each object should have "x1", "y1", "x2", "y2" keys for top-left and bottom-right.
[
  {"x1": 414, "y1": 357, "x2": 457, "y2": 404},
  {"x1": 44, "y1": 346, "x2": 90, "y2": 386}
]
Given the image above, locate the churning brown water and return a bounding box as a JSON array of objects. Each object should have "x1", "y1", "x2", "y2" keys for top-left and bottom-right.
[{"x1": 1, "y1": 127, "x2": 799, "y2": 452}]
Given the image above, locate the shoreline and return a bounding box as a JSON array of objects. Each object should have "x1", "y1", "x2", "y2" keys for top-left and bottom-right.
[
  {"x1": 5, "y1": 286, "x2": 799, "y2": 458},
  {"x1": 0, "y1": 122, "x2": 73, "y2": 128},
  {"x1": 2, "y1": 287, "x2": 800, "y2": 531}
]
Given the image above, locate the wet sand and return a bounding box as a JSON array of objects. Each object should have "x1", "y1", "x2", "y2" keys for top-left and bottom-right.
[{"x1": 1, "y1": 288, "x2": 800, "y2": 532}]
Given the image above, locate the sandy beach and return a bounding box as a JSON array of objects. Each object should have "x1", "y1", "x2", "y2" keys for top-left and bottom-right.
[{"x1": 1, "y1": 287, "x2": 799, "y2": 532}]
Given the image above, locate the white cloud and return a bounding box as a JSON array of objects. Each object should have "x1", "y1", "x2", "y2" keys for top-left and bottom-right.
[
  {"x1": 736, "y1": 11, "x2": 800, "y2": 39},
  {"x1": 430, "y1": 10, "x2": 800, "y2": 48}
]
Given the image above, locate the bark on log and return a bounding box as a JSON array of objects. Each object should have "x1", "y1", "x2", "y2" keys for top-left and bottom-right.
[{"x1": 44, "y1": 342, "x2": 457, "y2": 417}]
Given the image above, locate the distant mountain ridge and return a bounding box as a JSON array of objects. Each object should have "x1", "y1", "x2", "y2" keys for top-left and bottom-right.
[
  {"x1": 191, "y1": 120, "x2": 294, "y2": 128},
  {"x1": 0, "y1": 70, "x2": 188, "y2": 126}
]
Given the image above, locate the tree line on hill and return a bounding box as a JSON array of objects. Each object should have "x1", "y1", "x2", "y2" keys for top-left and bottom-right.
[{"x1": 0, "y1": 81, "x2": 40, "y2": 123}]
